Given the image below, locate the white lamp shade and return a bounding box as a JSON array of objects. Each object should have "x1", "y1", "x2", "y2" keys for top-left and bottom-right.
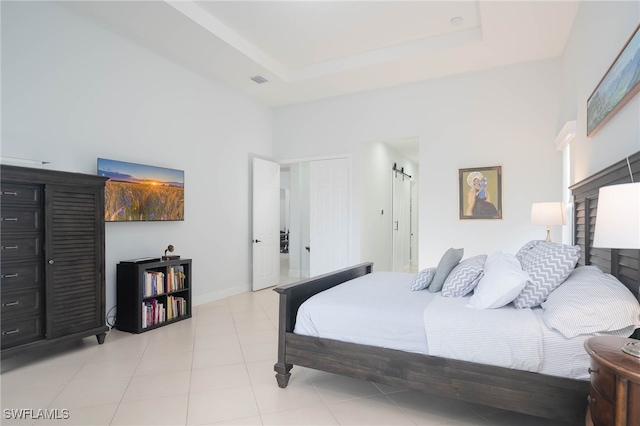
[
  {"x1": 593, "y1": 183, "x2": 640, "y2": 249},
  {"x1": 531, "y1": 202, "x2": 566, "y2": 226}
]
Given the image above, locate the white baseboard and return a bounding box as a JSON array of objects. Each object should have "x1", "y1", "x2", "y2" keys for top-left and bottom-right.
[{"x1": 192, "y1": 283, "x2": 251, "y2": 306}]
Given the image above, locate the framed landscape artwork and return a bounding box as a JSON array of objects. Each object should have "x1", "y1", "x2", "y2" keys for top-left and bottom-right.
[
  {"x1": 587, "y1": 23, "x2": 640, "y2": 136},
  {"x1": 459, "y1": 166, "x2": 502, "y2": 220},
  {"x1": 97, "y1": 158, "x2": 185, "y2": 222}
]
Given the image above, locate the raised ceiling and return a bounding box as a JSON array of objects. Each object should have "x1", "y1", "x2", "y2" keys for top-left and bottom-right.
[{"x1": 66, "y1": 1, "x2": 580, "y2": 108}]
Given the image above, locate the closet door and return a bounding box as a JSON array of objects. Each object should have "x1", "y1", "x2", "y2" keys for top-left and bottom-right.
[
  {"x1": 309, "y1": 158, "x2": 349, "y2": 277},
  {"x1": 44, "y1": 184, "x2": 105, "y2": 339},
  {"x1": 392, "y1": 174, "x2": 411, "y2": 272}
]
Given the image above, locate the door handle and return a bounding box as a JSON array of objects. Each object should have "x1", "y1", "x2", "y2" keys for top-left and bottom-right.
[
  {"x1": 305, "y1": 246, "x2": 310, "y2": 252},
  {"x1": 253, "y1": 239, "x2": 262, "y2": 243}
]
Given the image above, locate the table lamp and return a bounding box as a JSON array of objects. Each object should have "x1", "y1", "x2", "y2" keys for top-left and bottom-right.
[
  {"x1": 592, "y1": 182, "x2": 640, "y2": 357},
  {"x1": 531, "y1": 202, "x2": 566, "y2": 242}
]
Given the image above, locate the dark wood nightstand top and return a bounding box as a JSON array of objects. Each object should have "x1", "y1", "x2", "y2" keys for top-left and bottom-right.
[{"x1": 585, "y1": 336, "x2": 640, "y2": 383}]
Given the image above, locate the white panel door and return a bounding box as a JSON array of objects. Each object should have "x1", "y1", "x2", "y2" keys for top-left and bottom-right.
[
  {"x1": 252, "y1": 158, "x2": 280, "y2": 291},
  {"x1": 392, "y1": 174, "x2": 411, "y2": 272},
  {"x1": 310, "y1": 158, "x2": 349, "y2": 276},
  {"x1": 410, "y1": 179, "x2": 419, "y2": 272}
]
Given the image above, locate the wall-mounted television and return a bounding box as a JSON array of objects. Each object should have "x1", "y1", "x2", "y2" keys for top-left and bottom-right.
[{"x1": 97, "y1": 158, "x2": 184, "y2": 222}]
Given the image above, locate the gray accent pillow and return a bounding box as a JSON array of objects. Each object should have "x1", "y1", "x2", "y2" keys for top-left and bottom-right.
[
  {"x1": 429, "y1": 247, "x2": 464, "y2": 293},
  {"x1": 410, "y1": 267, "x2": 437, "y2": 291}
]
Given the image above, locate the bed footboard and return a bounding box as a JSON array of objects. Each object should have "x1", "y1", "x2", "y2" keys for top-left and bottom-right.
[
  {"x1": 272, "y1": 261, "x2": 589, "y2": 424},
  {"x1": 273, "y1": 262, "x2": 373, "y2": 388},
  {"x1": 283, "y1": 333, "x2": 589, "y2": 424}
]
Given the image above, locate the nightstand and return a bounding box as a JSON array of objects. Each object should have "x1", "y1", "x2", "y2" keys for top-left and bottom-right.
[{"x1": 584, "y1": 336, "x2": 640, "y2": 426}]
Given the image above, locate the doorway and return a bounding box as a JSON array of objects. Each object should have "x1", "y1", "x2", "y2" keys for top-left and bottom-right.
[
  {"x1": 279, "y1": 168, "x2": 298, "y2": 286},
  {"x1": 278, "y1": 157, "x2": 350, "y2": 283},
  {"x1": 359, "y1": 137, "x2": 419, "y2": 272}
]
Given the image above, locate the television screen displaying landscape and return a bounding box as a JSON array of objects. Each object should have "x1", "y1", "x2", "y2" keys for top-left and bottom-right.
[{"x1": 97, "y1": 158, "x2": 184, "y2": 222}]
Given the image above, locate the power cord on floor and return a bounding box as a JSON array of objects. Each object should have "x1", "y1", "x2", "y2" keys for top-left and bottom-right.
[{"x1": 106, "y1": 305, "x2": 117, "y2": 329}]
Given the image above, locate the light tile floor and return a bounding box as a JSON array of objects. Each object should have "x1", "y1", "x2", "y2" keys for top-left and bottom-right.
[{"x1": 1, "y1": 286, "x2": 582, "y2": 426}]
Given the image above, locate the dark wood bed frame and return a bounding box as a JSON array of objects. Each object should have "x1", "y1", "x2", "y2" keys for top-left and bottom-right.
[{"x1": 274, "y1": 151, "x2": 640, "y2": 424}]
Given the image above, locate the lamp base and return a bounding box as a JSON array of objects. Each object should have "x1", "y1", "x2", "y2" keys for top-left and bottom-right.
[
  {"x1": 622, "y1": 341, "x2": 640, "y2": 358},
  {"x1": 545, "y1": 227, "x2": 552, "y2": 243}
]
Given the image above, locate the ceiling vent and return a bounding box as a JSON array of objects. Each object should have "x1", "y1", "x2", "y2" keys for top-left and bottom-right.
[{"x1": 250, "y1": 75, "x2": 268, "y2": 84}]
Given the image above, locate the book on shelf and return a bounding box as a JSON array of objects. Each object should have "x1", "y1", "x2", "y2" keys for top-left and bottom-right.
[
  {"x1": 165, "y1": 265, "x2": 186, "y2": 293},
  {"x1": 166, "y1": 295, "x2": 187, "y2": 320},
  {"x1": 176, "y1": 266, "x2": 186, "y2": 290},
  {"x1": 143, "y1": 271, "x2": 165, "y2": 297},
  {"x1": 141, "y1": 298, "x2": 169, "y2": 328},
  {"x1": 141, "y1": 295, "x2": 188, "y2": 328},
  {"x1": 167, "y1": 266, "x2": 175, "y2": 292}
]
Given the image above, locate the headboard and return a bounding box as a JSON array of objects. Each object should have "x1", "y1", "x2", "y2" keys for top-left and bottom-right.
[{"x1": 570, "y1": 150, "x2": 640, "y2": 305}]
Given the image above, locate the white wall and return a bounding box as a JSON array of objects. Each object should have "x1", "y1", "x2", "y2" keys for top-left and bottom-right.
[
  {"x1": 1, "y1": 2, "x2": 273, "y2": 311},
  {"x1": 560, "y1": 1, "x2": 640, "y2": 182},
  {"x1": 274, "y1": 59, "x2": 564, "y2": 268}
]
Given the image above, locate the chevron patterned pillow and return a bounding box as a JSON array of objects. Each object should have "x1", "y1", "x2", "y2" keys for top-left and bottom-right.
[
  {"x1": 442, "y1": 254, "x2": 487, "y2": 297},
  {"x1": 411, "y1": 267, "x2": 437, "y2": 291},
  {"x1": 515, "y1": 240, "x2": 544, "y2": 264},
  {"x1": 513, "y1": 242, "x2": 580, "y2": 309}
]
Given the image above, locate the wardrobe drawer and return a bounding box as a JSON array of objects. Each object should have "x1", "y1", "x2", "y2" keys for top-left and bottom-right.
[
  {"x1": 0, "y1": 206, "x2": 42, "y2": 233},
  {"x1": 1, "y1": 262, "x2": 42, "y2": 290},
  {"x1": 1, "y1": 315, "x2": 43, "y2": 349},
  {"x1": 0, "y1": 184, "x2": 41, "y2": 205},
  {"x1": 0, "y1": 235, "x2": 42, "y2": 261},
  {"x1": 1, "y1": 289, "x2": 42, "y2": 320}
]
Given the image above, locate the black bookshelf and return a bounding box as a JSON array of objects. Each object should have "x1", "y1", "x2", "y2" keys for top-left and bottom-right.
[{"x1": 116, "y1": 258, "x2": 192, "y2": 333}]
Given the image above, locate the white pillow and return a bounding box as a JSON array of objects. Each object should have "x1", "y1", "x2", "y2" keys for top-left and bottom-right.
[
  {"x1": 541, "y1": 266, "x2": 640, "y2": 338},
  {"x1": 467, "y1": 251, "x2": 530, "y2": 309}
]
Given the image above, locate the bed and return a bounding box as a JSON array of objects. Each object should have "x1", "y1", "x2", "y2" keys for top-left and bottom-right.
[{"x1": 273, "y1": 152, "x2": 640, "y2": 424}]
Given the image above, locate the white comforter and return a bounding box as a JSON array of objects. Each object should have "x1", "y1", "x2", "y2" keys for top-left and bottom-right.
[
  {"x1": 294, "y1": 271, "x2": 435, "y2": 354},
  {"x1": 423, "y1": 295, "x2": 543, "y2": 372}
]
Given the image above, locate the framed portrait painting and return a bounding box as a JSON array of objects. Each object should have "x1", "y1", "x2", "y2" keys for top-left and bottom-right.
[{"x1": 459, "y1": 166, "x2": 502, "y2": 220}]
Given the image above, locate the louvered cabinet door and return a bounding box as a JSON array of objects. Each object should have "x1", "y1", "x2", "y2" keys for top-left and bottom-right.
[{"x1": 44, "y1": 184, "x2": 105, "y2": 339}]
